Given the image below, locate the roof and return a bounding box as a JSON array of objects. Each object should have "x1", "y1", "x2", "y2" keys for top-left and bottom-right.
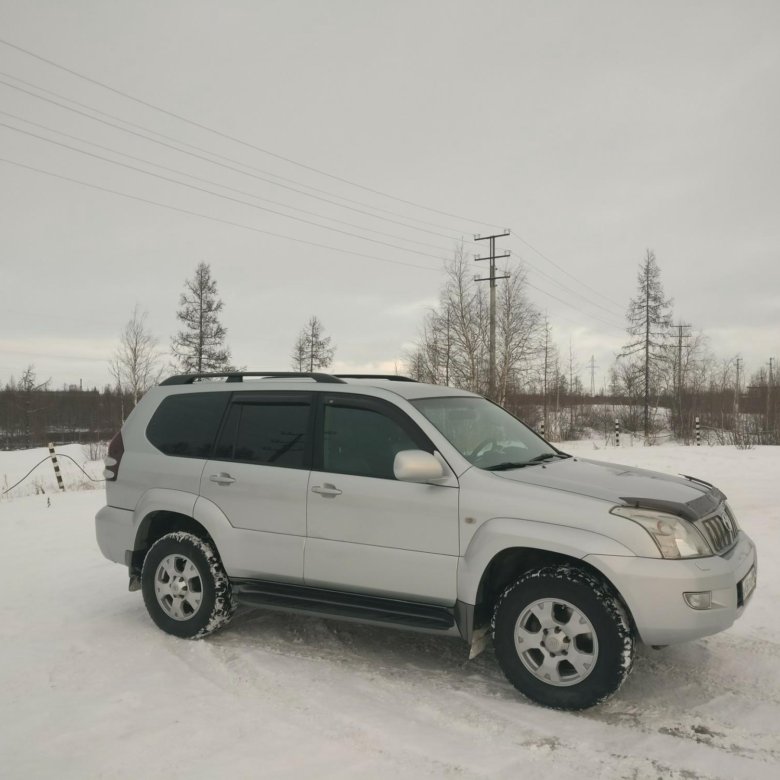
[{"x1": 157, "y1": 372, "x2": 479, "y2": 401}]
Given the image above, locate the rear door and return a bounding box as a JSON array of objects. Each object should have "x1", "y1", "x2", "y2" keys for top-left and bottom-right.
[
  {"x1": 199, "y1": 391, "x2": 314, "y2": 582},
  {"x1": 304, "y1": 394, "x2": 459, "y2": 604}
]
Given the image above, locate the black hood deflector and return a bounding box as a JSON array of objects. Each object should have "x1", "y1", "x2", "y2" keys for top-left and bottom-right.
[{"x1": 618, "y1": 487, "x2": 726, "y2": 522}]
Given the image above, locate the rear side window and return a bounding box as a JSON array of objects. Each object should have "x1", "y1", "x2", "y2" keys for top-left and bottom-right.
[
  {"x1": 146, "y1": 392, "x2": 228, "y2": 458},
  {"x1": 215, "y1": 399, "x2": 311, "y2": 469}
]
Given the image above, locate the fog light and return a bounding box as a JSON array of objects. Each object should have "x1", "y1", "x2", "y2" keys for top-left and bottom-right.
[{"x1": 684, "y1": 591, "x2": 712, "y2": 610}]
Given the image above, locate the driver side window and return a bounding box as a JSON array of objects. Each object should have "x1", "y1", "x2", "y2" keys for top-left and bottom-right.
[{"x1": 322, "y1": 404, "x2": 420, "y2": 480}]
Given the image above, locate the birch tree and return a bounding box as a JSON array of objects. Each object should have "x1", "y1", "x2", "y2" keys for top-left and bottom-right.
[
  {"x1": 408, "y1": 247, "x2": 541, "y2": 404},
  {"x1": 109, "y1": 305, "x2": 163, "y2": 408}
]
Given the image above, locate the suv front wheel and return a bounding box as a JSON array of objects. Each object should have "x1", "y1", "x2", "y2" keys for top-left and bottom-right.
[
  {"x1": 492, "y1": 565, "x2": 635, "y2": 709},
  {"x1": 141, "y1": 532, "x2": 236, "y2": 639}
]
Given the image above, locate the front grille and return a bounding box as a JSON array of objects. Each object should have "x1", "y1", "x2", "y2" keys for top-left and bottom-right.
[{"x1": 697, "y1": 508, "x2": 738, "y2": 554}]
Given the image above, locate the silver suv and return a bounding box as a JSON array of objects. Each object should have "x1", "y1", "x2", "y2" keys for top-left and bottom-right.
[{"x1": 95, "y1": 372, "x2": 757, "y2": 709}]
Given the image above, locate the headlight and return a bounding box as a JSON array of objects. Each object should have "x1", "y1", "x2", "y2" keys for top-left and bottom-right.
[{"x1": 610, "y1": 506, "x2": 711, "y2": 558}]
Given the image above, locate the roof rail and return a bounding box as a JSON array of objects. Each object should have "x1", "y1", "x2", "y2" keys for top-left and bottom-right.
[
  {"x1": 334, "y1": 374, "x2": 417, "y2": 382},
  {"x1": 160, "y1": 372, "x2": 347, "y2": 386}
]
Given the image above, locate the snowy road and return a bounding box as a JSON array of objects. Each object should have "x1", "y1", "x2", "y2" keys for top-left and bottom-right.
[{"x1": 1, "y1": 444, "x2": 778, "y2": 778}]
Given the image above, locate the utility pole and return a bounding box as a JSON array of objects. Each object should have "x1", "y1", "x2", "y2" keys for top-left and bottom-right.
[
  {"x1": 735, "y1": 356, "x2": 742, "y2": 415},
  {"x1": 474, "y1": 230, "x2": 510, "y2": 401},
  {"x1": 569, "y1": 341, "x2": 575, "y2": 436},
  {"x1": 768, "y1": 357, "x2": 775, "y2": 431},
  {"x1": 542, "y1": 317, "x2": 551, "y2": 437},
  {"x1": 589, "y1": 355, "x2": 599, "y2": 396},
  {"x1": 671, "y1": 323, "x2": 691, "y2": 433}
]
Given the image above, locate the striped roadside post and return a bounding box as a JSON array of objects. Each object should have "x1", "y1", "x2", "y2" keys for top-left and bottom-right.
[
  {"x1": 695, "y1": 417, "x2": 701, "y2": 446},
  {"x1": 540, "y1": 420, "x2": 545, "y2": 438},
  {"x1": 615, "y1": 419, "x2": 620, "y2": 447},
  {"x1": 48, "y1": 443, "x2": 66, "y2": 491}
]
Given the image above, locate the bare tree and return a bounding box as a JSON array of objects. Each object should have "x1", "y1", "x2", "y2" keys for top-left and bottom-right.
[
  {"x1": 407, "y1": 247, "x2": 541, "y2": 403},
  {"x1": 496, "y1": 264, "x2": 542, "y2": 405},
  {"x1": 16, "y1": 365, "x2": 50, "y2": 447},
  {"x1": 109, "y1": 305, "x2": 163, "y2": 410},
  {"x1": 292, "y1": 316, "x2": 335, "y2": 371},
  {"x1": 619, "y1": 249, "x2": 673, "y2": 439},
  {"x1": 291, "y1": 331, "x2": 308, "y2": 372},
  {"x1": 171, "y1": 262, "x2": 232, "y2": 373}
]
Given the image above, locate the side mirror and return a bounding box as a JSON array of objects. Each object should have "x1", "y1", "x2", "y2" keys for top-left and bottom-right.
[{"x1": 393, "y1": 450, "x2": 445, "y2": 483}]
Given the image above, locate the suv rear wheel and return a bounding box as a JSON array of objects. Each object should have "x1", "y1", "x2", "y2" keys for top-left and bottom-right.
[
  {"x1": 492, "y1": 565, "x2": 634, "y2": 709},
  {"x1": 141, "y1": 532, "x2": 236, "y2": 639}
]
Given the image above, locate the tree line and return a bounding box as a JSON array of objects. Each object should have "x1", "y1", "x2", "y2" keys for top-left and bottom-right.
[
  {"x1": 2, "y1": 253, "x2": 776, "y2": 449},
  {"x1": 0, "y1": 366, "x2": 129, "y2": 450},
  {"x1": 406, "y1": 247, "x2": 778, "y2": 445}
]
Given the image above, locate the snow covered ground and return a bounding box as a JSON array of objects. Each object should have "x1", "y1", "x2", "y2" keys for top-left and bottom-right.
[{"x1": 1, "y1": 442, "x2": 778, "y2": 778}]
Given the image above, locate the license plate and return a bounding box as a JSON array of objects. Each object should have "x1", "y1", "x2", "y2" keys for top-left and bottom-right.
[{"x1": 740, "y1": 566, "x2": 756, "y2": 605}]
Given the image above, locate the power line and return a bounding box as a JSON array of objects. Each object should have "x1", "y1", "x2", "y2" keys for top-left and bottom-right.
[
  {"x1": 523, "y1": 279, "x2": 625, "y2": 331},
  {"x1": 0, "y1": 40, "x2": 646, "y2": 333},
  {"x1": 0, "y1": 69, "x2": 481, "y2": 239},
  {"x1": 508, "y1": 232, "x2": 623, "y2": 308},
  {"x1": 0, "y1": 156, "x2": 444, "y2": 273},
  {"x1": 2, "y1": 138, "x2": 625, "y2": 334},
  {"x1": 0, "y1": 117, "x2": 629, "y2": 333},
  {"x1": 512, "y1": 248, "x2": 625, "y2": 320},
  {"x1": 0, "y1": 120, "x2": 453, "y2": 262},
  {"x1": 0, "y1": 109, "x2": 458, "y2": 255},
  {"x1": 0, "y1": 66, "x2": 631, "y2": 322},
  {"x1": 0, "y1": 37, "x2": 504, "y2": 230},
  {"x1": 0, "y1": 75, "x2": 479, "y2": 245}
]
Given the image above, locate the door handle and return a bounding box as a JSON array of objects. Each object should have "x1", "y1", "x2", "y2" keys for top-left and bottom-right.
[
  {"x1": 209, "y1": 472, "x2": 236, "y2": 486},
  {"x1": 311, "y1": 482, "x2": 342, "y2": 498}
]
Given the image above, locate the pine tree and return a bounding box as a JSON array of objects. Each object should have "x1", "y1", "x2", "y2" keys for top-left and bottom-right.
[
  {"x1": 291, "y1": 316, "x2": 335, "y2": 372},
  {"x1": 171, "y1": 262, "x2": 232, "y2": 373},
  {"x1": 620, "y1": 250, "x2": 673, "y2": 438}
]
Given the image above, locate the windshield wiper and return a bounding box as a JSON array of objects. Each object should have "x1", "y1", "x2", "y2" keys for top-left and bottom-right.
[
  {"x1": 485, "y1": 453, "x2": 570, "y2": 471},
  {"x1": 527, "y1": 452, "x2": 570, "y2": 463},
  {"x1": 484, "y1": 461, "x2": 529, "y2": 471}
]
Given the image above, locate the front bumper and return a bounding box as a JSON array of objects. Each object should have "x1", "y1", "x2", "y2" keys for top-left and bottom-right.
[
  {"x1": 585, "y1": 530, "x2": 756, "y2": 646},
  {"x1": 95, "y1": 504, "x2": 135, "y2": 565}
]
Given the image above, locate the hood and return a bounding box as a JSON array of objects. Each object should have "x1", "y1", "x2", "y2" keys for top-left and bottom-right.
[{"x1": 494, "y1": 457, "x2": 726, "y2": 521}]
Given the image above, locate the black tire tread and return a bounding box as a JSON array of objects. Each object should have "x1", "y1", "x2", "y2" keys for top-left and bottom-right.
[
  {"x1": 491, "y1": 564, "x2": 635, "y2": 710},
  {"x1": 141, "y1": 531, "x2": 236, "y2": 639}
]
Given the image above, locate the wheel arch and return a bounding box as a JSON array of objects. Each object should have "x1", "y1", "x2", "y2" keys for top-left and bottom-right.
[
  {"x1": 458, "y1": 516, "x2": 639, "y2": 640},
  {"x1": 129, "y1": 491, "x2": 234, "y2": 577},
  {"x1": 471, "y1": 547, "x2": 635, "y2": 633},
  {"x1": 130, "y1": 510, "x2": 214, "y2": 577}
]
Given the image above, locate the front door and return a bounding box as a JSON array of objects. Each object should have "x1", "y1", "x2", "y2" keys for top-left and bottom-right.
[{"x1": 304, "y1": 394, "x2": 459, "y2": 604}]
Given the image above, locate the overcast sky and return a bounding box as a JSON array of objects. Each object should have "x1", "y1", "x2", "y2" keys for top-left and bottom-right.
[{"x1": 1, "y1": 0, "x2": 778, "y2": 391}]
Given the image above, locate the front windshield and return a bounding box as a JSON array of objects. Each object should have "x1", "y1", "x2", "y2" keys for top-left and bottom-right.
[{"x1": 411, "y1": 396, "x2": 564, "y2": 470}]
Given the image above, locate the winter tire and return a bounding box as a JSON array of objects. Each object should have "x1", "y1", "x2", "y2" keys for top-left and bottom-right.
[
  {"x1": 141, "y1": 532, "x2": 236, "y2": 639},
  {"x1": 492, "y1": 565, "x2": 635, "y2": 710}
]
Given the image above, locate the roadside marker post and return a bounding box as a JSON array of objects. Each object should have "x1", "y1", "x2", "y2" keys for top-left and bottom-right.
[{"x1": 48, "y1": 443, "x2": 66, "y2": 491}]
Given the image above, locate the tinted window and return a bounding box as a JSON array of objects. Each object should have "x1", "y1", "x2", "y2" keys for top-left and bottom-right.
[
  {"x1": 147, "y1": 392, "x2": 228, "y2": 457},
  {"x1": 323, "y1": 404, "x2": 419, "y2": 479},
  {"x1": 214, "y1": 404, "x2": 241, "y2": 459},
  {"x1": 218, "y1": 402, "x2": 310, "y2": 468}
]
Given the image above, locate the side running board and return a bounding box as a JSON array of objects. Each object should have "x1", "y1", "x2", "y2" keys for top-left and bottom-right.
[{"x1": 232, "y1": 579, "x2": 455, "y2": 631}]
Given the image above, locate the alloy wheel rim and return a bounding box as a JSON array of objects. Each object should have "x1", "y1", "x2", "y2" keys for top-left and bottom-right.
[
  {"x1": 154, "y1": 554, "x2": 204, "y2": 621},
  {"x1": 513, "y1": 597, "x2": 599, "y2": 687}
]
